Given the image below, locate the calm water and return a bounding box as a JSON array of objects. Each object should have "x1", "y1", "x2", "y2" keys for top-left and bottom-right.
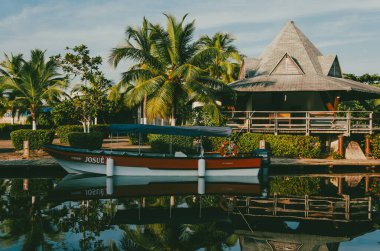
[{"x1": 0, "y1": 166, "x2": 380, "y2": 250}]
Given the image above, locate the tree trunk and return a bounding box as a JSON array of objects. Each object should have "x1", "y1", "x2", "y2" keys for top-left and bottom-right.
[
  {"x1": 82, "y1": 121, "x2": 86, "y2": 133},
  {"x1": 170, "y1": 105, "x2": 176, "y2": 126},
  {"x1": 94, "y1": 117, "x2": 98, "y2": 125},
  {"x1": 143, "y1": 94, "x2": 148, "y2": 124}
]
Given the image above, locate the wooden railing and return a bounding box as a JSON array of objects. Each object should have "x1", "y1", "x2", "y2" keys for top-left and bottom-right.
[
  {"x1": 224, "y1": 111, "x2": 377, "y2": 135},
  {"x1": 232, "y1": 194, "x2": 372, "y2": 222}
]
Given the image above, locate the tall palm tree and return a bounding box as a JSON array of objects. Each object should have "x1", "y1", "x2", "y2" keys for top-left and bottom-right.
[
  {"x1": 110, "y1": 14, "x2": 232, "y2": 125},
  {"x1": 110, "y1": 17, "x2": 155, "y2": 124},
  {"x1": 0, "y1": 50, "x2": 66, "y2": 130},
  {"x1": 198, "y1": 32, "x2": 242, "y2": 83}
]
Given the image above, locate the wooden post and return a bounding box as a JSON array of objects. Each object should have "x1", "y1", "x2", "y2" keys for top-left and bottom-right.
[
  {"x1": 365, "y1": 135, "x2": 371, "y2": 157},
  {"x1": 23, "y1": 140, "x2": 30, "y2": 158},
  {"x1": 346, "y1": 112, "x2": 351, "y2": 136},
  {"x1": 368, "y1": 196, "x2": 372, "y2": 220},
  {"x1": 274, "y1": 113, "x2": 278, "y2": 135},
  {"x1": 365, "y1": 176, "x2": 370, "y2": 193},
  {"x1": 369, "y1": 112, "x2": 373, "y2": 134},
  {"x1": 305, "y1": 195, "x2": 309, "y2": 218},
  {"x1": 338, "y1": 134, "x2": 344, "y2": 156},
  {"x1": 306, "y1": 112, "x2": 310, "y2": 136},
  {"x1": 273, "y1": 193, "x2": 277, "y2": 216},
  {"x1": 338, "y1": 177, "x2": 343, "y2": 195}
]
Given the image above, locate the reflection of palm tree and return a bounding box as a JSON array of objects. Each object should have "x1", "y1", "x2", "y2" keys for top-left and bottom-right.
[{"x1": 120, "y1": 222, "x2": 237, "y2": 251}]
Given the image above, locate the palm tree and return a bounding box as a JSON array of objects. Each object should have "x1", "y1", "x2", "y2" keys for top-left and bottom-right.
[
  {"x1": 110, "y1": 14, "x2": 232, "y2": 125},
  {"x1": 198, "y1": 32, "x2": 242, "y2": 83},
  {"x1": 110, "y1": 17, "x2": 155, "y2": 124},
  {"x1": 0, "y1": 50, "x2": 66, "y2": 130}
]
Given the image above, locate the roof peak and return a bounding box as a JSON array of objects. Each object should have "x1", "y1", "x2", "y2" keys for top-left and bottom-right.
[{"x1": 256, "y1": 21, "x2": 323, "y2": 75}]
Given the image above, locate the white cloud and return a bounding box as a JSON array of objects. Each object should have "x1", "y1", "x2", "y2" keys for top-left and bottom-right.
[{"x1": 0, "y1": 0, "x2": 379, "y2": 80}]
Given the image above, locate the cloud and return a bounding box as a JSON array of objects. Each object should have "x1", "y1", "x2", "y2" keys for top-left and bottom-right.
[{"x1": 0, "y1": 0, "x2": 379, "y2": 80}]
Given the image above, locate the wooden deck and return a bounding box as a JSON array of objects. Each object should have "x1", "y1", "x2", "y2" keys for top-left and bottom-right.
[{"x1": 224, "y1": 111, "x2": 379, "y2": 135}]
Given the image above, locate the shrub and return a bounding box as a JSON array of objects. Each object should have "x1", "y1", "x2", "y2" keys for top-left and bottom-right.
[
  {"x1": 56, "y1": 125, "x2": 83, "y2": 143},
  {"x1": 67, "y1": 132, "x2": 103, "y2": 149},
  {"x1": 10, "y1": 129, "x2": 55, "y2": 150},
  {"x1": 56, "y1": 124, "x2": 110, "y2": 144},
  {"x1": 148, "y1": 134, "x2": 194, "y2": 153},
  {"x1": 0, "y1": 124, "x2": 30, "y2": 139},
  {"x1": 92, "y1": 124, "x2": 110, "y2": 139},
  {"x1": 204, "y1": 133, "x2": 321, "y2": 158},
  {"x1": 371, "y1": 134, "x2": 380, "y2": 158},
  {"x1": 128, "y1": 133, "x2": 149, "y2": 145}
]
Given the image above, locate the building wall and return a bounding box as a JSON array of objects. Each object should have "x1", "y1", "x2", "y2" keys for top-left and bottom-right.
[{"x1": 244, "y1": 92, "x2": 327, "y2": 111}]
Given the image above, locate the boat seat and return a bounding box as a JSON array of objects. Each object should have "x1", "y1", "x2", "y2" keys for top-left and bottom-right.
[{"x1": 174, "y1": 151, "x2": 187, "y2": 157}]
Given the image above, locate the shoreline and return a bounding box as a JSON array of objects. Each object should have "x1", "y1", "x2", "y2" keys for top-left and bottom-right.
[{"x1": 0, "y1": 156, "x2": 379, "y2": 168}]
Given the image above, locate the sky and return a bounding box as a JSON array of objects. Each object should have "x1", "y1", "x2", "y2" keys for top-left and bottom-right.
[{"x1": 0, "y1": 0, "x2": 379, "y2": 82}]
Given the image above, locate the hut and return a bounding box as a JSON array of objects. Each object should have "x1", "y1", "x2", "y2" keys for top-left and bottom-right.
[{"x1": 227, "y1": 21, "x2": 380, "y2": 137}]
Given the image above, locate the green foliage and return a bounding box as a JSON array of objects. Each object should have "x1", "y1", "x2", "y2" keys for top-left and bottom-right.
[
  {"x1": 10, "y1": 129, "x2": 55, "y2": 150},
  {"x1": 269, "y1": 177, "x2": 321, "y2": 196},
  {"x1": 110, "y1": 15, "x2": 236, "y2": 125},
  {"x1": 330, "y1": 151, "x2": 344, "y2": 159},
  {"x1": 56, "y1": 125, "x2": 83, "y2": 143},
  {"x1": 51, "y1": 99, "x2": 82, "y2": 125},
  {"x1": 371, "y1": 134, "x2": 380, "y2": 158},
  {"x1": 0, "y1": 49, "x2": 66, "y2": 129},
  {"x1": 148, "y1": 134, "x2": 194, "y2": 153},
  {"x1": 9, "y1": 179, "x2": 53, "y2": 197},
  {"x1": 0, "y1": 124, "x2": 31, "y2": 139},
  {"x1": 128, "y1": 133, "x2": 148, "y2": 145},
  {"x1": 204, "y1": 133, "x2": 321, "y2": 158},
  {"x1": 56, "y1": 124, "x2": 110, "y2": 143},
  {"x1": 91, "y1": 124, "x2": 110, "y2": 138},
  {"x1": 68, "y1": 132, "x2": 103, "y2": 149}
]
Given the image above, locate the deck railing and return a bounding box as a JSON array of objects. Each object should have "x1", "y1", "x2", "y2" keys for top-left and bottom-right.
[
  {"x1": 232, "y1": 194, "x2": 372, "y2": 222},
  {"x1": 224, "y1": 111, "x2": 377, "y2": 135}
]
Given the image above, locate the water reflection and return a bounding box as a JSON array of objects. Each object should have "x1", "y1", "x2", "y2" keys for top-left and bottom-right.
[{"x1": 0, "y1": 168, "x2": 379, "y2": 250}]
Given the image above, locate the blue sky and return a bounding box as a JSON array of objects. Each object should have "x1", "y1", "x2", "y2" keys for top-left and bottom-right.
[{"x1": 0, "y1": 0, "x2": 379, "y2": 82}]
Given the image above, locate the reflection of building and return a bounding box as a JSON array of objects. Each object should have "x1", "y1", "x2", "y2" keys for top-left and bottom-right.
[{"x1": 235, "y1": 220, "x2": 373, "y2": 251}]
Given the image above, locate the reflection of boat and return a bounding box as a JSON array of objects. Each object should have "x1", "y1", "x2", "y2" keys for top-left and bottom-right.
[
  {"x1": 47, "y1": 173, "x2": 262, "y2": 201},
  {"x1": 44, "y1": 124, "x2": 262, "y2": 176}
]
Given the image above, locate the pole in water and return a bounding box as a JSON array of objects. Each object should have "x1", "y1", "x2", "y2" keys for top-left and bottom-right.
[
  {"x1": 106, "y1": 158, "x2": 114, "y2": 176},
  {"x1": 106, "y1": 177, "x2": 114, "y2": 195},
  {"x1": 198, "y1": 177, "x2": 205, "y2": 195}
]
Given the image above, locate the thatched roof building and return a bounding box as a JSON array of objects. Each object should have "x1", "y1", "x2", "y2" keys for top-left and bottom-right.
[{"x1": 231, "y1": 21, "x2": 380, "y2": 111}]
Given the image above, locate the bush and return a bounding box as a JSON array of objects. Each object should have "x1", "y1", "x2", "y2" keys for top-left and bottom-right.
[
  {"x1": 67, "y1": 132, "x2": 103, "y2": 149},
  {"x1": 371, "y1": 134, "x2": 380, "y2": 158},
  {"x1": 148, "y1": 134, "x2": 194, "y2": 153},
  {"x1": 204, "y1": 133, "x2": 321, "y2": 158},
  {"x1": 0, "y1": 124, "x2": 31, "y2": 139},
  {"x1": 92, "y1": 124, "x2": 110, "y2": 139},
  {"x1": 128, "y1": 133, "x2": 149, "y2": 145},
  {"x1": 10, "y1": 129, "x2": 55, "y2": 150},
  {"x1": 56, "y1": 124, "x2": 110, "y2": 144},
  {"x1": 56, "y1": 125, "x2": 83, "y2": 143}
]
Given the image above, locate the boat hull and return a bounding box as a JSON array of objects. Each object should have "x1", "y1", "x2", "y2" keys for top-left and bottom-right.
[{"x1": 45, "y1": 145, "x2": 262, "y2": 176}]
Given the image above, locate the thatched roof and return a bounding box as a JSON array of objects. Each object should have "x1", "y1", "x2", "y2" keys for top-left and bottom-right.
[{"x1": 231, "y1": 21, "x2": 380, "y2": 99}]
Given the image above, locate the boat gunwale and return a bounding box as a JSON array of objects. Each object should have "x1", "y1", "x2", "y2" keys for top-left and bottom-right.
[{"x1": 43, "y1": 144, "x2": 262, "y2": 160}]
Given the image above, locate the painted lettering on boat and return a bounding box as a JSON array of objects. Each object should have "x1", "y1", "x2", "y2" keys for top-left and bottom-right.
[
  {"x1": 71, "y1": 156, "x2": 82, "y2": 161},
  {"x1": 84, "y1": 156, "x2": 105, "y2": 164},
  {"x1": 84, "y1": 188, "x2": 104, "y2": 197}
]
